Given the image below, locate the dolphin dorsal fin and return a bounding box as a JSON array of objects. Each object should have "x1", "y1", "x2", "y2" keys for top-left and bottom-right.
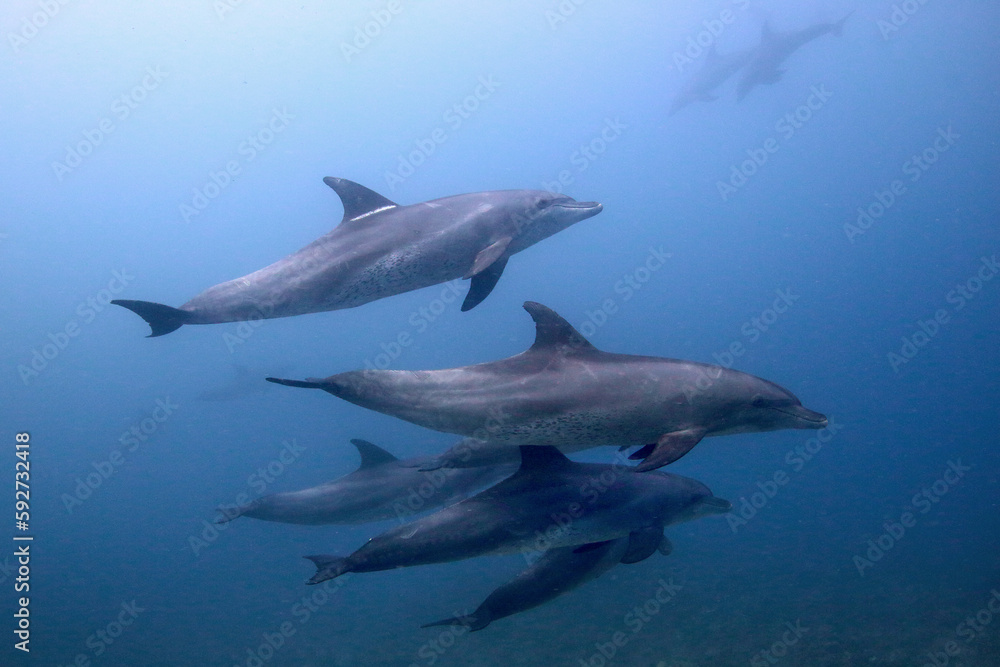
[
  {"x1": 350, "y1": 439, "x2": 398, "y2": 468},
  {"x1": 323, "y1": 177, "x2": 398, "y2": 223},
  {"x1": 517, "y1": 445, "x2": 574, "y2": 473},
  {"x1": 522, "y1": 302, "x2": 597, "y2": 355}
]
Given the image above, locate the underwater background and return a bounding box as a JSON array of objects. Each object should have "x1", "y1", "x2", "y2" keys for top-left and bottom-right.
[{"x1": 3, "y1": 0, "x2": 999, "y2": 665}]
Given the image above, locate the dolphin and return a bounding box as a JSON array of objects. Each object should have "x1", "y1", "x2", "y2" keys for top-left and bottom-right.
[
  {"x1": 422, "y1": 528, "x2": 672, "y2": 631},
  {"x1": 736, "y1": 14, "x2": 852, "y2": 101},
  {"x1": 111, "y1": 178, "x2": 603, "y2": 336},
  {"x1": 303, "y1": 446, "x2": 731, "y2": 584},
  {"x1": 215, "y1": 439, "x2": 514, "y2": 525},
  {"x1": 669, "y1": 46, "x2": 754, "y2": 115},
  {"x1": 268, "y1": 301, "x2": 827, "y2": 472}
]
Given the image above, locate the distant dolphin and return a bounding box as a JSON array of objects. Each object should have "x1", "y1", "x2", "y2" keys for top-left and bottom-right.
[
  {"x1": 422, "y1": 528, "x2": 672, "y2": 631},
  {"x1": 268, "y1": 301, "x2": 827, "y2": 471},
  {"x1": 669, "y1": 46, "x2": 754, "y2": 115},
  {"x1": 304, "y1": 446, "x2": 729, "y2": 584},
  {"x1": 216, "y1": 439, "x2": 514, "y2": 525},
  {"x1": 736, "y1": 14, "x2": 851, "y2": 100},
  {"x1": 112, "y1": 178, "x2": 602, "y2": 336}
]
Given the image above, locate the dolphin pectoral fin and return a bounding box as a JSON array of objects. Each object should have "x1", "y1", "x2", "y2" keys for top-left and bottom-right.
[
  {"x1": 111, "y1": 299, "x2": 193, "y2": 337},
  {"x1": 461, "y1": 257, "x2": 508, "y2": 312},
  {"x1": 323, "y1": 177, "x2": 397, "y2": 223},
  {"x1": 304, "y1": 554, "x2": 349, "y2": 585},
  {"x1": 632, "y1": 428, "x2": 707, "y2": 472},
  {"x1": 422, "y1": 612, "x2": 490, "y2": 632},
  {"x1": 464, "y1": 236, "x2": 512, "y2": 279},
  {"x1": 627, "y1": 444, "x2": 656, "y2": 461},
  {"x1": 620, "y1": 527, "x2": 664, "y2": 564},
  {"x1": 658, "y1": 537, "x2": 673, "y2": 556},
  {"x1": 349, "y1": 439, "x2": 399, "y2": 469}
]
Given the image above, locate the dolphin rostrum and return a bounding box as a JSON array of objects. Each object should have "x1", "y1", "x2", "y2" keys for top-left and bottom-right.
[
  {"x1": 112, "y1": 178, "x2": 602, "y2": 336},
  {"x1": 736, "y1": 14, "x2": 851, "y2": 101},
  {"x1": 303, "y1": 446, "x2": 730, "y2": 584},
  {"x1": 422, "y1": 528, "x2": 673, "y2": 631},
  {"x1": 267, "y1": 301, "x2": 827, "y2": 471},
  {"x1": 215, "y1": 439, "x2": 514, "y2": 525}
]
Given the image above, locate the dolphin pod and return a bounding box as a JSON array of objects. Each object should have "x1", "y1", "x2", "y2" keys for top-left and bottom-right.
[
  {"x1": 108, "y1": 129, "x2": 829, "y2": 627},
  {"x1": 267, "y1": 301, "x2": 827, "y2": 471},
  {"x1": 303, "y1": 446, "x2": 730, "y2": 584},
  {"x1": 111, "y1": 177, "x2": 602, "y2": 336}
]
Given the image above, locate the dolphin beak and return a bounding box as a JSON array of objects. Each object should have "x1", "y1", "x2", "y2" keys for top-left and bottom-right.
[
  {"x1": 775, "y1": 404, "x2": 828, "y2": 428},
  {"x1": 556, "y1": 201, "x2": 603, "y2": 219}
]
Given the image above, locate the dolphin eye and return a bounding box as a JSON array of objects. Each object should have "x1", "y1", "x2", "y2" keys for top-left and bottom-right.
[
  {"x1": 535, "y1": 198, "x2": 551, "y2": 209},
  {"x1": 751, "y1": 396, "x2": 767, "y2": 408}
]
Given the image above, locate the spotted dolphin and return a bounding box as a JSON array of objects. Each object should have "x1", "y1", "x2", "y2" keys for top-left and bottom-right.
[
  {"x1": 303, "y1": 446, "x2": 730, "y2": 584},
  {"x1": 422, "y1": 528, "x2": 672, "y2": 631},
  {"x1": 216, "y1": 439, "x2": 514, "y2": 525},
  {"x1": 112, "y1": 178, "x2": 602, "y2": 336},
  {"x1": 268, "y1": 301, "x2": 827, "y2": 471}
]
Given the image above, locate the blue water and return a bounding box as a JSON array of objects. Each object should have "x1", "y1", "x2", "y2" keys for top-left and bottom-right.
[{"x1": 4, "y1": 1, "x2": 999, "y2": 665}]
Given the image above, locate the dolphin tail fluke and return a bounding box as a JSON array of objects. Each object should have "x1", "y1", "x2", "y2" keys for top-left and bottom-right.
[
  {"x1": 304, "y1": 555, "x2": 349, "y2": 584},
  {"x1": 421, "y1": 612, "x2": 490, "y2": 632},
  {"x1": 111, "y1": 299, "x2": 192, "y2": 337},
  {"x1": 265, "y1": 377, "x2": 328, "y2": 390},
  {"x1": 213, "y1": 504, "x2": 249, "y2": 524},
  {"x1": 632, "y1": 428, "x2": 707, "y2": 472}
]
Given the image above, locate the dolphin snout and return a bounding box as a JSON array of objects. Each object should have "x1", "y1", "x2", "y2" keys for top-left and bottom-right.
[
  {"x1": 558, "y1": 201, "x2": 603, "y2": 216},
  {"x1": 780, "y1": 404, "x2": 827, "y2": 428}
]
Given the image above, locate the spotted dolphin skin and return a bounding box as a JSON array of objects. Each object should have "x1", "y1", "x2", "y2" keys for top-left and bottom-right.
[
  {"x1": 215, "y1": 439, "x2": 515, "y2": 526},
  {"x1": 736, "y1": 14, "x2": 852, "y2": 101},
  {"x1": 268, "y1": 301, "x2": 827, "y2": 471},
  {"x1": 422, "y1": 528, "x2": 672, "y2": 631},
  {"x1": 112, "y1": 178, "x2": 602, "y2": 336},
  {"x1": 303, "y1": 446, "x2": 730, "y2": 584}
]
